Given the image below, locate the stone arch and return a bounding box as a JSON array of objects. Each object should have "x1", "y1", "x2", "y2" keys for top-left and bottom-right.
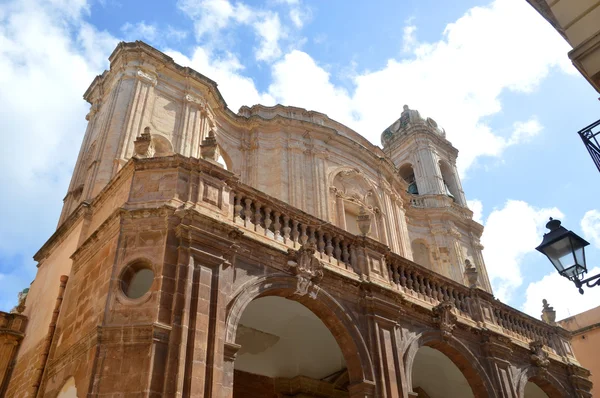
[
  {"x1": 398, "y1": 162, "x2": 418, "y2": 195},
  {"x1": 225, "y1": 274, "x2": 375, "y2": 387},
  {"x1": 55, "y1": 376, "x2": 78, "y2": 398},
  {"x1": 217, "y1": 145, "x2": 233, "y2": 170},
  {"x1": 438, "y1": 160, "x2": 464, "y2": 205},
  {"x1": 516, "y1": 366, "x2": 570, "y2": 398},
  {"x1": 404, "y1": 330, "x2": 497, "y2": 398},
  {"x1": 151, "y1": 134, "x2": 174, "y2": 157}
]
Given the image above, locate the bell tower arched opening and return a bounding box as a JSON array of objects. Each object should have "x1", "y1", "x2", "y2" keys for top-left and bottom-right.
[
  {"x1": 399, "y1": 163, "x2": 418, "y2": 195},
  {"x1": 232, "y1": 296, "x2": 349, "y2": 397}
]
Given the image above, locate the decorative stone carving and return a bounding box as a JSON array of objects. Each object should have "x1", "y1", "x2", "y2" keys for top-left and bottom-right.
[
  {"x1": 541, "y1": 299, "x2": 556, "y2": 326},
  {"x1": 136, "y1": 69, "x2": 158, "y2": 86},
  {"x1": 530, "y1": 340, "x2": 550, "y2": 369},
  {"x1": 464, "y1": 259, "x2": 479, "y2": 288},
  {"x1": 287, "y1": 243, "x2": 323, "y2": 299},
  {"x1": 432, "y1": 300, "x2": 457, "y2": 340},
  {"x1": 200, "y1": 129, "x2": 220, "y2": 165},
  {"x1": 357, "y1": 207, "x2": 372, "y2": 236},
  {"x1": 133, "y1": 127, "x2": 154, "y2": 158},
  {"x1": 10, "y1": 288, "x2": 28, "y2": 314}
]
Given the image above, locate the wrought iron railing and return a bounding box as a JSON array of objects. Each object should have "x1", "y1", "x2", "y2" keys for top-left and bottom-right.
[{"x1": 578, "y1": 118, "x2": 600, "y2": 173}]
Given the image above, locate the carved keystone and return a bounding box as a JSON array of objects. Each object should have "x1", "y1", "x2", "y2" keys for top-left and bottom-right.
[
  {"x1": 530, "y1": 340, "x2": 550, "y2": 370},
  {"x1": 433, "y1": 300, "x2": 457, "y2": 340},
  {"x1": 287, "y1": 243, "x2": 323, "y2": 299}
]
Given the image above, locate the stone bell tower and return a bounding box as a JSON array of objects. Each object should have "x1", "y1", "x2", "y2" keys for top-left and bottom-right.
[
  {"x1": 381, "y1": 105, "x2": 492, "y2": 292},
  {"x1": 382, "y1": 105, "x2": 466, "y2": 206}
]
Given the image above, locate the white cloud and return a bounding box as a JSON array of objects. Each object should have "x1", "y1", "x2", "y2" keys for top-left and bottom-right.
[
  {"x1": 178, "y1": 0, "x2": 301, "y2": 62},
  {"x1": 522, "y1": 267, "x2": 600, "y2": 320},
  {"x1": 253, "y1": 12, "x2": 285, "y2": 62},
  {"x1": 481, "y1": 200, "x2": 562, "y2": 302},
  {"x1": 0, "y1": 0, "x2": 117, "y2": 310},
  {"x1": 508, "y1": 117, "x2": 543, "y2": 145},
  {"x1": 166, "y1": 47, "x2": 275, "y2": 111},
  {"x1": 467, "y1": 199, "x2": 483, "y2": 224},
  {"x1": 121, "y1": 21, "x2": 158, "y2": 42},
  {"x1": 581, "y1": 209, "x2": 600, "y2": 248},
  {"x1": 402, "y1": 18, "x2": 417, "y2": 53},
  {"x1": 261, "y1": 0, "x2": 574, "y2": 175},
  {"x1": 268, "y1": 50, "x2": 355, "y2": 124}
]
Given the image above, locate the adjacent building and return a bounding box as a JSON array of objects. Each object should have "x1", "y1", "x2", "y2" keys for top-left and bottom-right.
[{"x1": 0, "y1": 41, "x2": 593, "y2": 397}]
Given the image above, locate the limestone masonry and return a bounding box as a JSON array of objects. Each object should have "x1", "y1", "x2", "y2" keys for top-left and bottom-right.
[{"x1": 0, "y1": 41, "x2": 593, "y2": 397}]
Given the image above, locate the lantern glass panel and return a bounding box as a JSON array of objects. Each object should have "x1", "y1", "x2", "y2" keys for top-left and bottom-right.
[{"x1": 542, "y1": 235, "x2": 573, "y2": 273}]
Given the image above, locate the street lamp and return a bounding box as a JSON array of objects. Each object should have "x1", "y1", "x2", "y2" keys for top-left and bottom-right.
[{"x1": 536, "y1": 218, "x2": 600, "y2": 294}]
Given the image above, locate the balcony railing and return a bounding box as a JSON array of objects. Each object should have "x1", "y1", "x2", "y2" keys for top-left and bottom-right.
[
  {"x1": 121, "y1": 156, "x2": 575, "y2": 364},
  {"x1": 578, "y1": 118, "x2": 600, "y2": 173}
]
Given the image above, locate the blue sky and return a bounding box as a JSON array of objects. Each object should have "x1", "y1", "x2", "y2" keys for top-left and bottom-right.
[{"x1": 1, "y1": 0, "x2": 600, "y2": 319}]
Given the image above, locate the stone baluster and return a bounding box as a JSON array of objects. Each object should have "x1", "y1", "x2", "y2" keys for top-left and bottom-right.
[
  {"x1": 334, "y1": 236, "x2": 342, "y2": 263},
  {"x1": 406, "y1": 269, "x2": 414, "y2": 291},
  {"x1": 308, "y1": 227, "x2": 317, "y2": 245},
  {"x1": 350, "y1": 245, "x2": 358, "y2": 272},
  {"x1": 392, "y1": 262, "x2": 400, "y2": 286},
  {"x1": 243, "y1": 198, "x2": 253, "y2": 228},
  {"x1": 264, "y1": 207, "x2": 272, "y2": 236},
  {"x1": 425, "y1": 278, "x2": 433, "y2": 298},
  {"x1": 400, "y1": 264, "x2": 407, "y2": 288},
  {"x1": 291, "y1": 220, "x2": 300, "y2": 247},
  {"x1": 300, "y1": 224, "x2": 308, "y2": 245},
  {"x1": 283, "y1": 215, "x2": 291, "y2": 243},
  {"x1": 273, "y1": 211, "x2": 281, "y2": 240},
  {"x1": 234, "y1": 194, "x2": 243, "y2": 223},
  {"x1": 415, "y1": 273, "x2": 422, "y2": 295},
  {"x1": 342, "y1": 239, "x2": 350, "y2": 265},
  {"x1": 317, "y1": 230, "x2": 325, "y2": 259},
  {"x1": 325, "y1": 233, "x2": 334, "y2": 261},
  {"x1": 254, "y1": 201, "x2": 262, "y2": 233},
  {"x1": 436, "y1": 284, "x2": 444, "y2": 301}
]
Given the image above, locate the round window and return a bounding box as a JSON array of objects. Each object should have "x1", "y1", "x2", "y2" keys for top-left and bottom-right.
[{"x1": 121, "y1": 265, "x2": 154, "y2": 299}]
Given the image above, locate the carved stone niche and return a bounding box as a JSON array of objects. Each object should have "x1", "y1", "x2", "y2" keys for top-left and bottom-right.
[
  {"x1": 287, "y1": 243, "x2": 324, "y2": 299},
  {"x1": 332, "y1": 169, "x2": 378, "y2": 210},
  {"x1": 432, "y1": 300, "x2": 457, "y2": 340}
]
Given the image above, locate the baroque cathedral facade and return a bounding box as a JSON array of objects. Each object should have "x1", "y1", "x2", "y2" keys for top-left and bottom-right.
[{"x1": 0, "y1": 41, "x2": 593, "y2": 397}]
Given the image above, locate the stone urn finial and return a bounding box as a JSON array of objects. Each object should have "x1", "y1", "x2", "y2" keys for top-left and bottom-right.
[
  {"x1": 134, "y1": 126, "x2": 153, "y2": 158},
  {"x1": 200, "y1": 128, "x2": 220, "y2": 165},
  {"x1": 357, "y1": 207, "x2": 372, "y2": 237},
  {"x1": 541, "y1": 299, "x2": 556, "y2": 325},
  {"x1": 464, "y1": 259, "x2": 479, "y2": 288}
]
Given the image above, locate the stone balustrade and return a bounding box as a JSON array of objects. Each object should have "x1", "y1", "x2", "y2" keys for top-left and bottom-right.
[
  {"x1": 230, "y1": 185, "x2": 360, "y2": 277},
  {"x1": 123, "y1": 156, "x2": 575, "y2": 365},
  {"x1": 408, "y1": 193, "x2": 471, "y2": 219}
]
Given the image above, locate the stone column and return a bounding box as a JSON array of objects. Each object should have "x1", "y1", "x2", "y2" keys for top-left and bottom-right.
[
  {"x1": 414, "y1": 139, "x2": 444, "y2": 195},
  {"x1": 481, "y1": 334, "x2": 518, "y2": 398}
]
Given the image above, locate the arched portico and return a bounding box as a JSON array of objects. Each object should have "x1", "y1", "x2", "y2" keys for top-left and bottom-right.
[
  {"x1": 224, "y1": 275, "x2": 376, "y2": 397},
  {"x1": 404, "y1": 330, "x2": 497, "y2": 398},
  {"x1": 516, "y1": 367, "x2": 570, "y2": 398}
]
